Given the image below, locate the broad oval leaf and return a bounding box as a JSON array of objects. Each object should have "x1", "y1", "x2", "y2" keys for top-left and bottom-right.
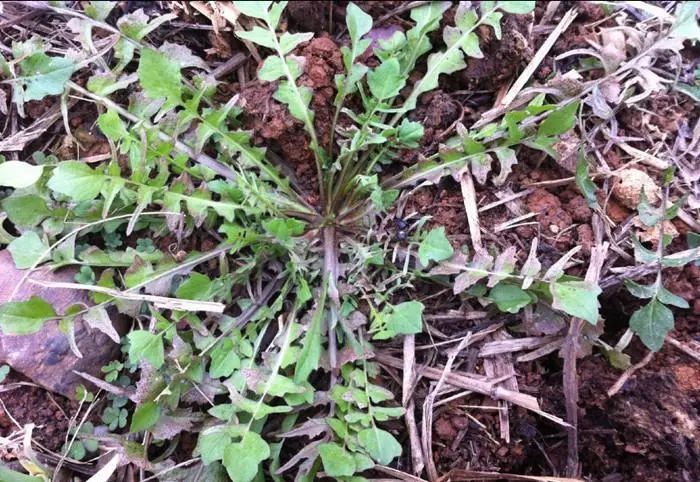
[
  {"x1": 357, "y1": 427, "x2": 402, "y2": 465},
  {"x1": 0, "y1": 296, "x2": 56, "y2": 335},
  {"x1": 318, "y1": 442, "x2": 356, "y2": 477},
  {"x1": 386, "y1": 300, "x2": 424, "y2": 335},
  {"x1": 629, "y1": 298, "x2": 674, "y2": 352},
  {"x1": 0, "y1": 161, "x2": 44, "y2": 188},
  {"x1": 418, "y1": 227, "x2": 454, "y2": 266},
  {"x1": 490, "y1": 283, "x2": 532, "y2": 313},
  {"x1": 7, "y1": 231, "x2": 48, "y2": 269},
  {"x1": 48, "y1": 161, "x2": 108, "y2": 201},
  {"x1": 222, "y1": 432, "x2": 270, "y2": 482},
  {"x1": 551, "y1": 280, "x2": 601, "y2": 325}
]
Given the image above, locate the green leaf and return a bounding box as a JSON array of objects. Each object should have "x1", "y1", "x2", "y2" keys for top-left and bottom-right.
[
  {"x1": 127, "y1": 330, "x2": 164, "y2": 368},
  {"x1": 386, "y1": 301, "x2": 424, "y2": 335},
  {"x1": 7, "y1": 231, "x2": 48, "y2": 269},
  {"x1": 632, "y1": 236, "x2": 658, "y2": 264},
  {"x1": 397, "y1": 119, "x2": 424, "y2": 147},
  {"x1": 236, "y1": 26, "x2": 278, "y2": 49},
  {"x1": 18, "y1": 54, "x2": 75, "y2": 101},
  {"x1": 418, "y1": 227, "x2": 453, "y2": 265},
  {"x1": 318, "y1": 443, "x2": 356, "y2": 477},
  {"x1": 48, "y1": 161, "x2": 108, "y2": 201},
  {"x1": 367, "y1": 58, "x2": 405, "y2": 100},
  {"x1": 657, "y1": 286, "x2": 689, "y2": 309},
  {"x1": 688, "y1": 232, "x2": 700, "y2": 266},
  {"x1": 630, "y1": 298, "x2": 674, "y2": 352},
  {"x1": 258, "y1": 56, "x2": 286, "y2": 81},
  {"x1": 551, "y1": 280, "x2": 601, "y2": 325},
  {"x1": 97, "y1": 109, "x2": 129, "y2": 141},
  {"x1": 85, "y1": 1, "x2": 117, "y2": 21},
  {"x1": 497, "y1": 1, "x2": 536, "y2": 14},
  {"x1": 222, "y1": 432, "x2": 270, "y2": 482},
  {"x1": 490, "y1": 283, "x2": 532, "y2": 313},
  {"x1": 263, "y1": 218, "x2": 306, "y2": 243},
  {"x1": 357, "y1": 427, "x2": 402, "y2": 465},
  {"x1": 175, "y1": 273, "x2": 215, "y2": 300},
  {"x1": 273, "y1": 81, "x2": 313, "y2": 123},
  {"x1": 624, "y1": 279, "x2": 657, "y2": 299},
  {"x1": 575, "y1": 155, "x2": 598, "y2": 209},
  {"x1": 232, "y1": 1, "x2": 271, "y2": 20},
  {"x1": 0, "y1": 296, "x2": 56, "y2": 335},
  {"x1": 637, "y1": 187, "x2": 662, "y2": 226},
  {"x1": 537, "y1": 101, "x2": 579, "y2": 137},
  {"x1": 407, "y1": 48, "x2": 465, "y2": 110},
  {"x1": 196, "y1": 426, "x2": 231, "y2": 464},
  {"x1": 670, "y1": 2, "x2": 700, "y2": 40},
  {"x1": 130, "y1": 401, "x2": 161, "y2": 432},
  {"x1": 295, "y1": 290, "x2": 325, "y2": 383},
  {"x1": 279, "y1": 32, "x2": 314, "y2": 55},
  {"x1": 137, "y1": 48, "x2": 182, "y2": 105},
  {"x1": 0, "y1": 465, "x2": 43, "y2": 482},
  {"x1": 2, "y1": 195, "x2": 50, "y2": 227},
  {"x1": 0, "y1": 161, "x2": 44, "y2": 188},
  {"x1": 346, "y1": 2, "x2": 373, "y2": 49},
  {"x1": 210, "y1": 338, "x2": 241, "y2": 378}
]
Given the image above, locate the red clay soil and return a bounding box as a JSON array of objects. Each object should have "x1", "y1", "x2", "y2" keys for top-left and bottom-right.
[{"x1": 0, "y1": 373, "x2": 78, "y2": 453}]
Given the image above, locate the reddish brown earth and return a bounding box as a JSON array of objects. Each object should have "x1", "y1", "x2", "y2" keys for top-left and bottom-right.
[{"x1": 2, "y1": 2, "x2": 698, "y2": 481}]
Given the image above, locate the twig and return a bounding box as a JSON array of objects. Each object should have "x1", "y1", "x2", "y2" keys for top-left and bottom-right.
[
  {"x1": 562, "y1": 226, "x2": 608, "y2": 477},
  {"x1": 403, "y1": 335, "x2": 425, "y2": 476},
  {"x1": 667, "y1": 337, "x2": 700, "y2": 362},
  {"x1": 422, "y1": 332, "x2": 472, "y2": 481},
  {"x1": 607, "y1": 351, "x2": 654, "y2": 397}
]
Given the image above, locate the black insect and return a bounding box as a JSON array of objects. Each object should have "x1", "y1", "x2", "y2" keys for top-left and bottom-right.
[{"x1": 395, "y1": 217, "x2": 408, "y2": 241}]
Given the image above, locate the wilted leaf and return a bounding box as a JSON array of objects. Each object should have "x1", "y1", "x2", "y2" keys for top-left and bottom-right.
[{"x1": 84, "y1": 306, "x2": 121, "y2": 343}]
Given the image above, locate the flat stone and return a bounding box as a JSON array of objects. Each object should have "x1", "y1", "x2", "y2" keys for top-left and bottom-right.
[{"x1": 0, "y1": 250, "x2": 126, "y2": 399}]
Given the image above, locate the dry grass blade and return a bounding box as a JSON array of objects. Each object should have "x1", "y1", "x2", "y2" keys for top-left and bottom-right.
[
  {"x1": 0, "y1": 101, "x2": 74, "y2": 152},
  {"x1": 562, "y1": 230, "x2": 609, "y2": 477},
  {"x1": 607, "y1": 351, "x2": 654, "y2": 397},
  {"x1": 422, "y1": 332, "x2": 472, "y2": 481},
  {"x1": 460, "y1": 166, "x2": 482, "y2": 251},
  {"x1": 436, "y1": 469, "x2": 583, "y2": 482},
  {"x1": 27, "y1": 279, "x2": 226, "y2": 313},
  {"x1": 375, "y1": 353, "x2": 570, "y2": 427},
  {"x1": 501, "y1": 9, "x2": 579, "y2": 107},
  {"x1": 478, "y1": 336, "x2": 560, "y2": 357},
  {"x1": 403, "y1": 334, "x2": 425, "y2": 476}
]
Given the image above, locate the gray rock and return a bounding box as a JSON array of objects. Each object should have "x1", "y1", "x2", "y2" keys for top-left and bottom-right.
[{"x1": 0, "y1": 250, "x2": 127, "y2": 399}]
